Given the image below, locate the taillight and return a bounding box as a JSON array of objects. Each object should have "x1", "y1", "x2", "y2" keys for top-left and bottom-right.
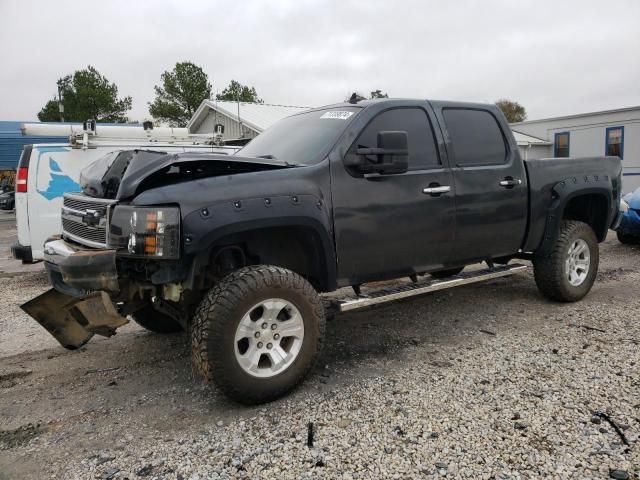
[{"x1": 16, "y1": 167, "x2": 28, "y2": 193}]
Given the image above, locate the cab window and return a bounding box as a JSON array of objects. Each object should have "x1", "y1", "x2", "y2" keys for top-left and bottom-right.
[
  {"x1": 443, "y1": 108, "x2": 507, "y2": 165},
  {"x1": 350, "y1": 108, "x2": 440, "y2": 170}
]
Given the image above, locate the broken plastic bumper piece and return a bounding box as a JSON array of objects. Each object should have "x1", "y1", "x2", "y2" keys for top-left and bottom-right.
[
  {"x1": 21, "y1": 290, "x2": 129, "y2": 349},
  {"x1": 43, "y1": 237, "x2": 119, "y2": 297},
  {"x1": 21, "y1": 238, "x2": 128, "y2": 350}
]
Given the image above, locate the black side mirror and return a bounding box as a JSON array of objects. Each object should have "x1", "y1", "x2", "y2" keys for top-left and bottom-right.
[{"x1": 351, "y1": 131, "x2": 409, "y2": 175}]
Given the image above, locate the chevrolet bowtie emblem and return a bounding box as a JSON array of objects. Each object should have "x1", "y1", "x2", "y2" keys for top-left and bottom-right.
[{"x1": 82, "y1": 209, "x2": 103, "y2": 227}]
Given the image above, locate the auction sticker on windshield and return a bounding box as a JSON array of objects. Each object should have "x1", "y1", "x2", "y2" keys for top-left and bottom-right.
[{"x1": 320, "y1": 111, "x2": 354, "y2": 120}]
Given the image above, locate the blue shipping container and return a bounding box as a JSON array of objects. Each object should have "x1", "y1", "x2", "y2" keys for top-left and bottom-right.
[{"x1": 0, "y1": 121, "x2": 68, "y2": 170}]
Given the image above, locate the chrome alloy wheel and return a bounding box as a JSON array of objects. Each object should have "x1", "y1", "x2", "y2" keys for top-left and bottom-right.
[
  {"x1": 234, "y1": 298, "x2": 305, "y2": 378},
  {"x1": 565, "y1": 239, "x2": 590, "y2": 286}
]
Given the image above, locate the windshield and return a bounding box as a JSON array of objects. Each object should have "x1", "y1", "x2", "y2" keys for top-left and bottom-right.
[
  {"x1": 237, "y1": 107, "x2": 360, "y2": 165},
  {"x1": 79, "y1": 150, "x2": 168, "y2": 198}
]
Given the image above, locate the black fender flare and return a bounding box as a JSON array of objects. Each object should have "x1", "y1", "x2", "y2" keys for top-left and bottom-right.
[
  {"x1": 181, "y1": 194, "x2": 337, "y2": 291},
  {"x1": 537, "y1": 175, "x2": 613, "y2": 256}
]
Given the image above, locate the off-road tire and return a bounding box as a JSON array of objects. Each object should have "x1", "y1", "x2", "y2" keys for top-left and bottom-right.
[
  {"x1": 131, "y1": 306, "x2": 183, "y2": 333},
  {"x1": 533, "y1": 220, "x2": 599, "y2": 302},
  {"x1": 430, "y1": 267, "x2": 464, "y2": 279},
  {"x1": 616, "y1": 231, "x2": 638, "y2": 245},
  {"x1": 190, "y1": 265, "x2": 325, "y2": 404}
]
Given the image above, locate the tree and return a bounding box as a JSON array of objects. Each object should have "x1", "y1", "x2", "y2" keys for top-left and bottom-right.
[
  {"x1": 149, "y1": 61, "x2": 212, "y2": 127},
  {"x1": 37, "y1": 66, "x2": 132, "y2": 123},
  {"x1": 495, "y1": 99, "x2": 527, "y2": 123},
  {"x1": 216, "y1": 80, "x2": 263, "y2": 103},
  {"x1": 370, "y1": 89, "x2": 389, "y2": 99}
]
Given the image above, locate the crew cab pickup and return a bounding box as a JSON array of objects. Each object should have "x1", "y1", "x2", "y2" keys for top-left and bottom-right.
[{"x1": 22, "y1": 99, "x2": 622, "y2": 404}]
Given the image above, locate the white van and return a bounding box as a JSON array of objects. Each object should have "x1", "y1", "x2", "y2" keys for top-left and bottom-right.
[{"x1": 12, "y1": 130, "x2": 237, "y2": 262}]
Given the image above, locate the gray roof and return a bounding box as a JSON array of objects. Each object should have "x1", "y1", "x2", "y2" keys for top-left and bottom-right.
[
  {"x1": 510, "y1": 105, "x2": 640, "y2": 126},
  {"x1": 511, "y1": 130, "x2": 552, "y2": 146},
  {"x1": 187, "y1": 100, "x2": 309, "y2": 133}
]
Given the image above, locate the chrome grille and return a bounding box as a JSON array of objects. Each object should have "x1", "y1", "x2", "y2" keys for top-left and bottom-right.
[
  {"x1": 63, "y1": 196, "x2": 109, "y2": 212},
  {"x1": 62, "y1": 218, "x2": 107, "y2": 244},
  {"x1": 62, "y1": 193, "x2": 116, "y2": 248}
]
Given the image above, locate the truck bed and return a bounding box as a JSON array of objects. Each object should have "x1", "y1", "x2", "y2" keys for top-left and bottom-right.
[{"x1": 523, "y1": 155, "x2": 622, "y2": 252}]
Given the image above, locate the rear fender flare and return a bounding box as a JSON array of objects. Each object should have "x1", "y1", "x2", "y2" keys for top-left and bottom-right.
[{"x1": 537, "y1": 176, "x2": 612, "y2": 255}]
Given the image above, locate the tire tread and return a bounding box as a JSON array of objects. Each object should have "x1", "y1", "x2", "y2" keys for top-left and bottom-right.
[
  {"x1": 533, "y1": 220, "x2": 598, "y2": 302},
  {"x1": 190, "y1": 265, "x2": 325, "y2": 404}
]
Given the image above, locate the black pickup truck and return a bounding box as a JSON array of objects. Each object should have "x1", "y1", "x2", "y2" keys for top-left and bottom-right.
[{"x1": 23, "y1": 99, "x2": 622, "y2": 404}]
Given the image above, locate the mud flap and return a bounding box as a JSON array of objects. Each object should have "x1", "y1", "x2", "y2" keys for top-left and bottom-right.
[{"x1": 21, "y1": 289, "x2": 129, "y2": 350}]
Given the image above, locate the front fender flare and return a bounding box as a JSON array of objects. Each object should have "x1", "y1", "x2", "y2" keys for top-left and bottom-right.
[{"x1": 182, "y1": 194, "x2": 336, "y2": 290}]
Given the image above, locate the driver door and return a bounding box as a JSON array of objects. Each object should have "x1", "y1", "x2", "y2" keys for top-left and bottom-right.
[{"x1": 331, "y1": 106, "x2": 455, "y2": 286}]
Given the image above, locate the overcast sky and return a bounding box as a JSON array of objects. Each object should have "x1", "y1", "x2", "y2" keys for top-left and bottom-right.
[{"x1": 1, "y1": 0, "x2": 639, "y2": 122}]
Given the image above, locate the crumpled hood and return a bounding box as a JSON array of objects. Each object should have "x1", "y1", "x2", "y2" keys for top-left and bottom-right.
[{"x1": 79, "y1": 150, "x2": 296, "y2": 200}]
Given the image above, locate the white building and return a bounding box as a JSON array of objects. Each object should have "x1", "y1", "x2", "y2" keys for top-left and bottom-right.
[
  {"x1": 511, "y1": 106, "x2": 640, "y2": 192},
  {"x1": 511, "y1": 131, "x2": 552, "y2": 160},
  {"x1": 187, "y1": 100, "x2": 308, "y2": 140}
]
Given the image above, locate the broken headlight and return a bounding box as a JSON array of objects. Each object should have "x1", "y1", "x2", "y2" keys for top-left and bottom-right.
[{"x1": 108, "y1": 206, "x2": 180, "y2": 259}]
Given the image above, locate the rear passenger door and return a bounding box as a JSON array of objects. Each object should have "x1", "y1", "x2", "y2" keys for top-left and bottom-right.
[{"x1": 433, "y1": 104, "x2": 528, "y2": 262}]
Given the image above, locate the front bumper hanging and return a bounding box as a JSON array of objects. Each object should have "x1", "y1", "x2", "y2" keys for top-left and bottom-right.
[
  {"x1": 21, "y1": 290, "x2": 129, "y2": 349},
  {"x1": 21, "y1": 237, "x2": 128, "y2": 349}
]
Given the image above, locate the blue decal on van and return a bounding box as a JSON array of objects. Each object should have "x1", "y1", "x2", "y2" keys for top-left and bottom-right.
[{"x1": 34, "y1": 147, "x2": 81, "y2": 200}]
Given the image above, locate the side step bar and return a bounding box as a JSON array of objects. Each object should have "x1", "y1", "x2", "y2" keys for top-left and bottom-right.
[{"x1": 336, "y1": 264, "x2": 527, "y2": 312}]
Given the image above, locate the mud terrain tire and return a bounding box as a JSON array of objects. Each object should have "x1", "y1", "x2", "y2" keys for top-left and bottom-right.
[
  {"x1": 191, "y1": 265, "x2": 325, "y2": 404},
  {"x1": 533, "y1": 220, "x2": 599, "y2": 302}
]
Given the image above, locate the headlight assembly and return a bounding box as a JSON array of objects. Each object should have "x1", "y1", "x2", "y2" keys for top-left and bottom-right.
[{"x1": 108, "y1": 206, "x2": 180, "y2": 259}]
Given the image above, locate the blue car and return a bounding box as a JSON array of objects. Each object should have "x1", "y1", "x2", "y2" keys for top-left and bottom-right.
[{"x1": 617, "y1": 188, "x2": 640, "y2": 243}]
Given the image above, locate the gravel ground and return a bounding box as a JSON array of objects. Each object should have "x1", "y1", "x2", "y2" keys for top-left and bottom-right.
[{"x1": 1, "y1": 216, "x2": 638, "y2": 479}]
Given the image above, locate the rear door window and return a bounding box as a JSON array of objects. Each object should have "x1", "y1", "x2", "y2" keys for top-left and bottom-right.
[
  {"x1": 350, "y1": 108, "x2": 440, "y2": 170},
  {"x1": 443, "y1": 108, "x2": 507, "y2": 166}
]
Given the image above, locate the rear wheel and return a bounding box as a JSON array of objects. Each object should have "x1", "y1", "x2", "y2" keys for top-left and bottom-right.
[
  {"x1": 430, "y1": 267, "x2": 464, "y2": 279},
  {"x1": 131, "y1": 306, "x2": 183, "y2": 333},
  {"x1": 190, "y1": 265, "x2": 325, "y2": 404},
  {"x1": 533, "y1": 220, "x2": 598, "y2": 302}
]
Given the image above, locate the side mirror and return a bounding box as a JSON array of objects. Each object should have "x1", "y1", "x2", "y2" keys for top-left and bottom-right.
[{"x1": 350, "y1": 131, "x2": 409, "y2": 175}]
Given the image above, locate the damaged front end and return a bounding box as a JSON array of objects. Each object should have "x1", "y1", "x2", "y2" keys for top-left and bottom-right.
[
  {"x1": 22, "y1": 149, "x2": 298, "y2": 350},
  {"x1": 21, "y1": 238, "x2": 128, "y2": 349}
]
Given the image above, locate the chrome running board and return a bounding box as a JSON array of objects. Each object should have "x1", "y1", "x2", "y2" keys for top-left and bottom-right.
[{"x1": 336, "y1": 264, "x2": 527, "y2": 312}]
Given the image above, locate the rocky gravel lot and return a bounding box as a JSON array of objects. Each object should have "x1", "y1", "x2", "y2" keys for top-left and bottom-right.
[{"x1": 0, "y1": 210, "x2": 638, "y2": 479}]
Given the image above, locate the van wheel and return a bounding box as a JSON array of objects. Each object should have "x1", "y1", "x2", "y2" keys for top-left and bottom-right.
[
  {"x1": 533, "y1": 220, "x2": 598, "y2": 302},
  {"x1": 190, "y1": 265, "x2": 325, "y2": 404},
  {"x1": 131, "y1": 306, "x2": 183, "y2": 333},
  {"x1": 430, "y1": 267, "x2": 464, "y2": 279}
]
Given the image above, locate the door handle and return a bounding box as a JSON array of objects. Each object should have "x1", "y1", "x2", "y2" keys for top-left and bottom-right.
[
  {"x1": 499, "y1": 178, "x2": 522, "y2": 188},
  {"x1": 422, "y1": 185, "x2": 451, "y2": 195}
]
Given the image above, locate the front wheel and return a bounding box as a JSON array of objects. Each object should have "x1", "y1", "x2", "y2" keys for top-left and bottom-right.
[
  {"x1": 190, "y1": 265, "x2": 325, "y2": 404},
  {"x1": 533, "y1": 220, "x2": 599, "y2": 302}
]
